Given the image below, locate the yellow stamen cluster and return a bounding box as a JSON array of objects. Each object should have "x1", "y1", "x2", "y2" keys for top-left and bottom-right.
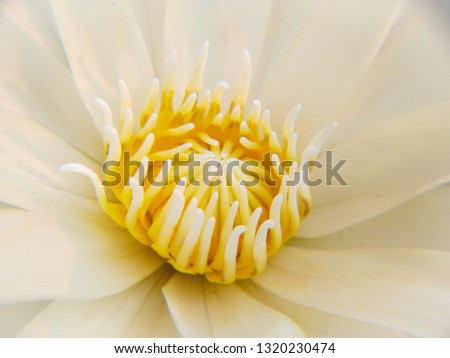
[{"x1": 63, "y1": 43, "x2": 333, "y2": 283}]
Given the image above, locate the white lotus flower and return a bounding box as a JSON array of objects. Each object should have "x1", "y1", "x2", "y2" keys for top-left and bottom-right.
[{"x1": 1, "y1": 0, "x2": 450, "y2": 338}]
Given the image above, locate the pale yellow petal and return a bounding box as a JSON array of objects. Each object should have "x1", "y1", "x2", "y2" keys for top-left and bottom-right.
[
  {"x1": 162, "y1": 0, "x2": 272, "y2": 102},
  {"x1": 253, "y1": 247, "x2": 450, "y2": 337},
  {"x1": 50, "y1": 0, "x2": 154, "y2": 131},
  {"x1": 0, "y1": 13, "x2": 101, "y2": 160},
  {"x1": 0, "y1": 301, "x2": 50, "y2": 337},
  {"x1": 258, "y1": 0, "x2": 403, "y2": 143},
  {"x1": 297, "y1": 185, "x2": 450, "y2": 251},
  {"x1": 16, "y1": 270, "x2": 177, "y2": 337},
  {"x1": 239, "y1": 281, "x2": 409, "y2": 337},
  {"x1": 0, "y1": 107, "x2": 100, "y2": 199},
  {"x1": 299, "y1": 100, "x2": 450, "y2": 237},
  {"x1": 163, "y1": 273, "x2": 305, "y2": 337},
  {"x1": 0, "y1": 207, "x2": 163, "y2": 303}
]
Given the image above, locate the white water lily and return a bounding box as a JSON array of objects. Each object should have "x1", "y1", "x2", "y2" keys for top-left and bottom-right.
[{"x1": 1, "y1": 0, "x2": 450, "y2": 338}]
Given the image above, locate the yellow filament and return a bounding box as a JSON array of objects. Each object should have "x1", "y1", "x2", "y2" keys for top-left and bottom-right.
[{"x1": 61, "y1": 43, "x2": 336, "y2": 284}]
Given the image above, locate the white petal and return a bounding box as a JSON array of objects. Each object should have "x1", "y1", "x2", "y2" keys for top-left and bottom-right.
[
  {"x1": 1, "y1": 1, "x2": 67, "y2": 66},
  {"x1": 16, "y1": 270, "x2": 177, "y2": 337},
  {"x1": 253, "y1": 247, "x2": 450, "y2": 337},
  {"x1": 378, "y1": 0, "x2": 438, "y2": 52},
  {"x1": 162, "y1": 0, "x2": 272, "y2": 100},
  {"x1": 50, "y1": 0, "x2": 153, "y2": 131},
  {"x1": 129, "y1": 0, "x2": 168, "y2": 77},
  {"x1": 333, "y1": 7, "x2": 450, "y2": 144},
  {"x1": 0, "y1": 107, "x2": 100, "y2": 199},
  {"x1": 163, "y1": 273, "x2": 305, "y2": 338},
  {"x1": 0, "y1": 16, "x2": 101, "y2": 160},
  {"x1": 239, "y1": 281, "x2": 408, "y2": 338},
  {"x1": 258, "y1": 0, "x2": 403, "y2": 143},
  {"x1": 297, "y1": 185, "x2": 450, "y2": 251},
  {"x1": 0, "y1": 301, "x2": 50, "y2": 337},
  {"x1": 299, "y1": 100, "x2": 450, "y2": 237},
  {"x1": 284, "y1": 304, "x2": 410, "y2": 338},
  {"x1": 0, "y1": 207, "x2": 163, "y2": 303},
  {"x1": 252, "y1": 0, "x2": 318, "y2": 91}
]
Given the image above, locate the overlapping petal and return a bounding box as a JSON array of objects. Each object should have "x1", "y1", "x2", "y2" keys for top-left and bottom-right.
[
  {"x1": 299, "y1": 100, "x2": 450, "y2": 237},
  {"x1": 16, "y1": 271, "x2": 177, "y2": 337},
  {"x1": 163, "y1": 273, "x2": 305, "y2": 337},
  {"x1": 297, "y1": 185, "x2": 450, "y2": 251},
  {"x1": 50, "y1": 0, "x2": 154, "y2": 131},
  {"x1": 0, "y1": 0, "x2": 448, "y2": 339},
  {"x1": 0, "y1": 205, "x2": 163, "y2": 303},
  {"x1": 253, "y1": 247, "x2": 450, "y2": 337}
]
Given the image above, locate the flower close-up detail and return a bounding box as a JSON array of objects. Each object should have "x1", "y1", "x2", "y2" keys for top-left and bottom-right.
[{"x1": 1, "y1": 0, "x2": 449, "y2": 338}]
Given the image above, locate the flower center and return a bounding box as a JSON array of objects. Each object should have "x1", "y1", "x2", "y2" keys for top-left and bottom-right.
[{"x1": 63, "y1": 43, "x2": 334, "y2": 283}]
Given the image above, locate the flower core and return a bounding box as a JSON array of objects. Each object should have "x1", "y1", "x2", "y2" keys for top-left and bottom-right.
[{"x1": 63, "y1": 43, "x2": 331, "y2": 283}]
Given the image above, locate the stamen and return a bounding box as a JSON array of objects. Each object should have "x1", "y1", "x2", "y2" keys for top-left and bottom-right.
[
  {"x1": 142, "y1": 79, "x2": 160, "y2": 122},
  {"x1": 131, "y1": 133, "x2": 155, "y2": 162},
  {"x1": 175, "y1": 208, "x2": 205, "y2": 270},
  {"x1": 95, "y1": 97, "x2": 113, "y2": 127},
  {"x1": 254, "y1": 220, "x2": 275, "y2": 273},
  {"x1": 62, "y1": 44, "x2": 336, "y2": 283},
  {"x1": 230, "y1": 105, "x2": 241, "y2": 123},
  {"x1": 120, "y1": 108, "x2": 134, "y2": 143},
  {"x1": 232, "y1": 49, "x2": 251, "y2": 106},
  {"x1": 198, "y1": 132, "x2": 219, "y2": 147},
  {"x1": 260, "y1": 110, "x2": 272, "y2": 137},
  {"x1": 104, "y1": 125, "x2": 121, "y2": 162},
  {"x1": 126, "y1": 178, "x2": 144, "y2": 230},
  {"x1": 60, "y1": 163, "x2": 108, "y2": 211},
  {"x1": 197, "y1": 90, "x2": 211, "y2": 111},
  {"x1": 212, "y1": 81, "x2": 229, "y2": 108},
  {"x1": 248, "y1": 100, "x2": 261, "y2": 127},
  {"x1": 223, "y1": 225, "x2": 246, "y2": 283},
  {"x1": 137, "y1": 113, "x2": 158, "y2": 138},
  {"x1": 179, "y1": 93, "x2": 197, "y2": 115},
  {"x1": 282, "y1": 104, "x2": 302, "y2": 143}
]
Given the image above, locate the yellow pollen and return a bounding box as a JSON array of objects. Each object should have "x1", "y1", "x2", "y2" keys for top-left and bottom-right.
[{"x1": 62, "y1": 42, "x2": 335, "y2": 283}]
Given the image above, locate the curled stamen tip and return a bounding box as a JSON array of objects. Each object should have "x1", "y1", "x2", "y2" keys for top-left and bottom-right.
[
  {"x1": 254, "y1": 207, "x2": 263, "y2": 215},
  {"x1": 104, "y1": 124, "x2": 116, "y2": 134},
  {"x1": 243, "y1": 48, "x2": 251, "y2": 63},
  {"x1": 118, "y1": 78, "x2": 127, "y2": 88},
  {"x1": 128, "y1": 177, "x2": 139, "y2": 188},
  {"x1": 307, "y1": 144, "x2": 320, "y2": 153},
  {"x1": 94, "y1": 97, "x2": 113, "y2": 126},
  {"x1": 74, "y1": 49, "x2": 315, "y2": 283},
  {"x1": 197, "y1": 90, "x2": 211, "y2": 109},
  {"x1": 60, "y1": 163, "x2": 79, "y2": 172},
  {"x1": 293, "y1": 103, "x2": 302, "y2": 112},
  {"x1": 94, "y1": 97, "x2": 106, "y2": 106},
  {"x1": 201, "y1": 40, "x2": 209, "y2": 53},
  {"x1": 118, "y1": 78, "x2": 131, "y2": 100},
  {"x1": 231, "y1": 105, "x2": 241, "y2": 122},
  {"x1": 217, "y1": 81, "x2": 229, "y2": 91}
]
